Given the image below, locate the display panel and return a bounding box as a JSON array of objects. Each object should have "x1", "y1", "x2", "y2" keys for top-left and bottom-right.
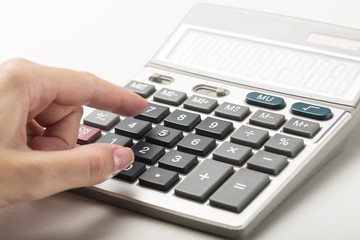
[{"x1": 155, "y1": 25, "x2": 360, "y2": 104}]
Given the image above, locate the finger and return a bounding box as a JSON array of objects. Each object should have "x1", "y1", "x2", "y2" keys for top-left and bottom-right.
[
  {"x1": 1, "y1": 58, "x2": 148, "y2": 118},
  {"x1": 29, "y1": 107, "x2": 82, "y2": 150},
  {"x1": 0, "y1": 144, "x2": 133, "y2": 206},
  {"x1": 34, "y1": 103, "x2": 83, "y2": 128}
]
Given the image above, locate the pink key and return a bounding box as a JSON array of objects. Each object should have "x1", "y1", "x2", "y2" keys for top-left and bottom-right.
[{"x1": 77, "y1": 124, "x2": 102, "y2": 145}]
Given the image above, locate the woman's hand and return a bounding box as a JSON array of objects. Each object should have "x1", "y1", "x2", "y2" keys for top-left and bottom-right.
[{"x1": 0, "y1": 58, "x2": 147, "y2": 207}]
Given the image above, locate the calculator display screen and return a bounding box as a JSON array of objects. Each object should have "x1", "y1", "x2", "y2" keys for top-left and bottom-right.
[{"x1": 155, "y1": 25, "x2": 360, "y2": 105}]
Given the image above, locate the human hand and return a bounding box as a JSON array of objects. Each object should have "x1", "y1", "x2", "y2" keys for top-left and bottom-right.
[{"x1": 0, "y1": 58, "x2": 147, "y2": 207}]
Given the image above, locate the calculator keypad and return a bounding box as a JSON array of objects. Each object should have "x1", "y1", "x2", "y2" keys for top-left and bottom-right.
[{"x1": 79, "y1": 79, "x2": 333, "y2": 214}]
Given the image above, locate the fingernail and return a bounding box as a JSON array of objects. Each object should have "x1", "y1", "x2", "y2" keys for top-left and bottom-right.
[{"x1": 112, "y1": 147, "x2": 133, "y2": 175}]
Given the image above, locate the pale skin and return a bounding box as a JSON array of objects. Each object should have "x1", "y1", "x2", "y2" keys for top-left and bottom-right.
[{"x1": 0, "y1": 58, "x2": 148, "y2": 207}]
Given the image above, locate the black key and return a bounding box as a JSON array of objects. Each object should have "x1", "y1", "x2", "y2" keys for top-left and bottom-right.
[
  {"x1": 114, "y1": 117, "x2": 152, "y2": 139},
  {"x1": 174, "y1": 159, "x2": 234, "y2": 202},
  {"x1": 124, "y1": 80, "x2": 156, "y2": 98},
  {"x1": 177, "y1": 133, "x2": 216, "y2": 157},
  {"x1": 135, "y1": 103, "x2": 170, "y2": 123},
  {"x1": 195, "y1": 117, "x2": 234, "y2": 139},
  {"x1": 139, "y1": 167, "x2": 179, "y2": 192},
  {"x1": 163, "y1": 109, "x2": 201, "y2": 132},
  {"x1": 114, "y1": 161, "x2": 146, "y2": 182},
  {"x1": 210, "y1": 168, "x2": 270, "y2": 213},
  {"x1": 132, "y1": 141, "x2": 166, "y2": 164},
  {"x1": 83, "y1": 109, "x2": 120, "y2": 131},
  {"x1": 145, "y1": 125, "x2": 183, "y2": 148},
  {"x1": 96, "y1": 132, "x2": 133, "y2": 147},
  {"x1": 158, "y1": 150, "x2": 198, "y2": 174}
]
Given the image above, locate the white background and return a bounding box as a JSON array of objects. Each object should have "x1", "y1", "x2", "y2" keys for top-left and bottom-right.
[{"x1": 0, "y1": 0, "x2": 360, "y2": 239}]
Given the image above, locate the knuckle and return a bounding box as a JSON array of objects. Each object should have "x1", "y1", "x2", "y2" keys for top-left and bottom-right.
[
  {"x1": 0, "y1": 58, "x2": 33, "y2": 88},
  {"x1": 73, "y1": 105, "x2": 84, "y2": 116}
]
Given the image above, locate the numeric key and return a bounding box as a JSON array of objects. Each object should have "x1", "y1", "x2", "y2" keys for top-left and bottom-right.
[
  {"x1": 145, "y1": 125, "x2": 183, "y2": 148},
  {"x1": 132, "y1": 141, "x2": 166, "y2": 164},
  {"x1": 135, "y1": 103, "x2": 170, "y2": 123},
  {"x1": 195, "y1": 117, "x2": 234, "y2": 139},
  {"x1": 177, "y1": 133, "x2": 216, "y2": 157},
  {"x1": 114, "y1": 161, "x2": 146, "y2": 182},
  {"x1": 114, "y1": 118, "x2": 152, "y2": 139},
  {"x1": 96, "y1": 132, "x2": 133, "y2": 147},
  {"x1": 164, "y1": 109, "x2": 201, "y2": 132},
  {"x1": 158, "y1": 150, "x2": 198, "y2": 174}
]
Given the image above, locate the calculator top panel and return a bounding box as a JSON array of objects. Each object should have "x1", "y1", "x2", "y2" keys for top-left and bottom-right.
[{"x1": 151, "y1": 3, "x2": 360, "y2": 107}]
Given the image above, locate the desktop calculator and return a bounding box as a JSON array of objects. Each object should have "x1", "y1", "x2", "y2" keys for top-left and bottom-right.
[{"x1": 75, "y1": 3, "x2": 360, "y2": 238}]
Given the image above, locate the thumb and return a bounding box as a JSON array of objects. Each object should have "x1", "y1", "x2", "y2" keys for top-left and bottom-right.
[{"x1": 4, "y1": 144, "x2": 133, "y2": 205}]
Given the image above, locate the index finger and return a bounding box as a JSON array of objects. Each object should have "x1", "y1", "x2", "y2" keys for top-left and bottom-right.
[{"x1": 3, "y1": 58, "x2": 148, "y2": 116}]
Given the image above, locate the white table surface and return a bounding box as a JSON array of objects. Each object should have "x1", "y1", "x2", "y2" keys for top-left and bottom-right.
[{"x1": 1, "y1": 0, "x2": 360, "y2": 239}]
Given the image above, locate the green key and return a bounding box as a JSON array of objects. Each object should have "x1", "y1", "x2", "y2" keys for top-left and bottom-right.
[
  {"x1": 291, "y1": 102, "x2": 332, "y2": 120},
  {"x1": 246, "y1": 92, "x2": 285, "y2": 109}
]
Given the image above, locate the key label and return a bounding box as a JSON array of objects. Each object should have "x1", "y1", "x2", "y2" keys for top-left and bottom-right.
[
  {"x1": 279, "y1": 138, "x2": 290, "y2": 146},
  {"x1": 192, "y1": 97, "x2": 209, "y2": 105},
  {"x1": 130, "y1": 82, "x2": 148, "y2": 90},
  {"x1": 302, "y1": 105, "x2": 320, "y2": 111},
  {"x1": 292, "y1": 120, "x2": 310, "y2": 128},
  {"x1": 259, "y1": 112, "x2": 274, "y2": 119},
  {"x1": 245, "y1": 130, "x2": 255, "y2": 137},
  {"x1": 124, "y1": 164, "x2": 133, "y2": 171},
  {"x1": 199, "y1": 173, "x2": 210, "y2": 180},
  {"x1": 227, "y1": 147, "x2": 239, "y2": 154},
  {"x1": 78, "y1": 126, "x2": 92, "y2": 137},
  {"x1": 233, "y1": 183, "x2": 247, "y2": 190},
  {"x1": 96, "y1": 112, "x2": 108, "y2": 120},
  {"x1": 160, "y1": 89, "x2": 178, "y2": 97}
]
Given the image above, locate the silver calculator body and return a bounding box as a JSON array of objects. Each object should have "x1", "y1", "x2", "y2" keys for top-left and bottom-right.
[{"x1": 76, "y1": 3, "x2": 360, "y2": 238}]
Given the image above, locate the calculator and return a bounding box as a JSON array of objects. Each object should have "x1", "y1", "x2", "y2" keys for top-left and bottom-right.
[{"x1": 74, "y1": 3, "x2": 360, "y2": 238}]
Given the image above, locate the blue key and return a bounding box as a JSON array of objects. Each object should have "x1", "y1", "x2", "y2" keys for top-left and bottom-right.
[
  {"x1": 291, "y1": 102, "x2": 332, "y2": 120},
  {"x1": 246, "y1": 92, "x2": 285, "y2": 109}
]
